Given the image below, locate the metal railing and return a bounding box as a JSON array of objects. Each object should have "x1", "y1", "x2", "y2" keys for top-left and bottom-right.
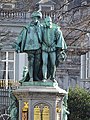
[{"x1": 0, "y1": 80, "x2": 19, "y2": 114}]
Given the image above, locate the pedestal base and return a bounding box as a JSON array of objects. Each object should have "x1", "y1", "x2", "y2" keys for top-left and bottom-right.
[
  {"x1": 21, "y1": 81, "x2": 58, "y2": 87},
  {"x1": 14, "y1": 82, "x2": 67, "y2": 120}
]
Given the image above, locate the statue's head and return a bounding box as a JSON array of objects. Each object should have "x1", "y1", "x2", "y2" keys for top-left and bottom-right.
[
  {"x1": 31, "y1": 11, "x2": 42, "y2": 24},
  {"x1": 45, "y1": 16, "x2": 52, "y2": 28}
]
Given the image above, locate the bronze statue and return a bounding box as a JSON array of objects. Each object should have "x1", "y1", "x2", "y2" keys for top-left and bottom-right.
[
  {"x1": 19, "y1": 66, "x2": 28, "y2": 84},
  {"x1": 61, "y1": 94, "x2": 70, "y2": 120},
  {"x1": 14, "y1": 11, "x2": 67, "y2": 83},
  {"x1": 14, "y1": 11, "x2": 42, "y2": 82},
  {"x1": 42, "y1": 16, "x2": 67, "y2": 82},
  {"x1": 8, "y1": 91, "x2": 19, "y2": 120}
]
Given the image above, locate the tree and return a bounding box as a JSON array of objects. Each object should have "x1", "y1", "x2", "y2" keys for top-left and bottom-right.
[
  {"x1": 54, "y1": 0, "x2": 90, "y2": 78},
  {"x1": 68, "y1": 86, "x2": 90, "y2": 120},
  {"x1": 55, "y1": 0, "x2": 90, "y2": 53}
]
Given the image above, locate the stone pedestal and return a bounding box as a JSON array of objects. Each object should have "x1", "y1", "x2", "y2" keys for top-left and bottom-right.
[{"x1": 13, "y1": 82, "x2": 67, "y2": 120}]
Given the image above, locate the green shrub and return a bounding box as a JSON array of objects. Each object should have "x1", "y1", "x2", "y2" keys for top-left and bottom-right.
[{"x1": 68, "y1": 86, "x2": 90, "y2": 120}]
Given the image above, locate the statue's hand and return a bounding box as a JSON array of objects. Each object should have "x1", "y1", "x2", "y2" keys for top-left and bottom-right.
[
  {"x1": 57, "y1": 48, "x2": 62, "y2": 52},
  {"x1": 15, "y1": 45, "x2": 20, "y2": 53},
  {"x1": 60, "y1": 51, "x2": 67, "y2": 60},
  {"x1": 15, "y1": 48, "x2": 19, "y2": 53},
  {"x1": 12, "y1": 42, "x2": 20, "y2": 53},
  {"x1": 12, "y1": 44, "x2": 16, "y2": 49}
]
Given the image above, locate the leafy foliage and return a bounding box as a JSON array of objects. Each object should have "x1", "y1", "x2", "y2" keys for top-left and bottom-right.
[{"x1": 68, "y1": 86, "x2": 90, "y2": 120}]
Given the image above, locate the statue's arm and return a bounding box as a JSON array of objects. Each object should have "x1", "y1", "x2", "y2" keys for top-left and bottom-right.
[
  {"x1": 40, "y1": 25, "x2": 44, "y2": 43},
  {"x1": 65, "y1": 108, "x2": 70, "y2": 114},
  {"x1": 13, "y1": 28, "x2": 27, "y2": 52},
  {"x1": 55, "y1": 29, "x2": 67, "y2": 62},
  {"x1": 8, "y1": 101, "x2": 14, "y2": 113},
  {"x1": 63, "y1": 106, "x2": 70, "y2": 114},
  {"x1": 8, "y1": 106, "x2": 11, "y2": 113},
  {"x1": 55, "y1": 28, "x2": 67, "y2": 50}
]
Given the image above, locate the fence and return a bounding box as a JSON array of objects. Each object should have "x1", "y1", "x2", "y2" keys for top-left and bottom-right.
[{"x1": 0, "y1": 80, "x2": 19, "y2": 114}]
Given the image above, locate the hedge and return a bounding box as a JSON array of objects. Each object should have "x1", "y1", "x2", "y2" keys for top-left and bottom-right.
[{"x1": 68, "y1": 86, "x2": 90, "y2": 120}]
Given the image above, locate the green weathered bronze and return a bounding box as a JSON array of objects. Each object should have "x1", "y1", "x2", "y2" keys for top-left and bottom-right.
[
  {"x1": 42, "y1": 16, "x2": 67, "y2": 82},
  {"x1": 14, "y1": 11, "x2": 43, "y2": 82},
  {"x1": 14, "y1": 11, "x2": 67, "y2": 83},
  {"x1": 21, "y1": 81, "x2": 58, "y2": 87},
  {"x1": 19, "y1": 66, "x2": 28, "y2": 84},
  {"x1": 8, "y1": 91, "x2": 19, "y2": 120},
  {"x1": 61, "y1": 94, "x2": 70, "y2": 120}
]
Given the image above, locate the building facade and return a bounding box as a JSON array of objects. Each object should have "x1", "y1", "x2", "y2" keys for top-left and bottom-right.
[{"x1": 0, "y1": 0, "x2": 90, "y2": 114}]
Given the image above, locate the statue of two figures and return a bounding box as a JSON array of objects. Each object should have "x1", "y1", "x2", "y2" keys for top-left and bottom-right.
[{"x1": 14, "y1": 11, "x2": 67, "y2": 84}]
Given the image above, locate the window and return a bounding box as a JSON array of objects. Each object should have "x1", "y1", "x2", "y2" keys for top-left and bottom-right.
[
  {"x1": 0, "y1": 51, "x2": 15, "y2": 81},
  {"x1": 39, "y1": 5, "x2": 54, "y2": 11},
  {"x1": 1, "y1": 3, "x2": 15, "y2": 9}
]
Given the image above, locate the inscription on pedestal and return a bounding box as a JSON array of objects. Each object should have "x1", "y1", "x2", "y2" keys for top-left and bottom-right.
[
  {"x1": 34, "y1": 106, "x2": 41, "y2": 120},
  {"x1": 42, "y1": 106, "x2": 50, "y2": 120},
  {"x1": 14, "y1": 85, "x2": 66, "y2": 120}
]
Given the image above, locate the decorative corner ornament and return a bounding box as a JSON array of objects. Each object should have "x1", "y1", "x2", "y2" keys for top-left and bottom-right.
[
  {"x1": 22, "y1": 102, "x2": 29, "y2": 112},
  {"x1": 0, "y1": 114, "x2": 10, "y2": 120},
  {"x1": 56, "y1": 105, "x2": 61, "y2": 113}
]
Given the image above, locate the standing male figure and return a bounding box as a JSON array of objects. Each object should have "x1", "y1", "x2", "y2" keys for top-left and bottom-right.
[
  {"x1": 14, "y1": 11, "x2": 42, "y2": 82},
  {"x1": 61, "y1": 94, "x2": 70, "y2": 120},
  {"x1": 8, "y1": 91, "x2": 19, "y2": 120},
  {"x1": 42, "y1": 16, "x2": 67, "y2": 82}
]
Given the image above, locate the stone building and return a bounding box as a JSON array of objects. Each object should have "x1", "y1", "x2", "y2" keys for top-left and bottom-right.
[{"x1": 0, "y1": 0, "x2": 90, "y2": 114}]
